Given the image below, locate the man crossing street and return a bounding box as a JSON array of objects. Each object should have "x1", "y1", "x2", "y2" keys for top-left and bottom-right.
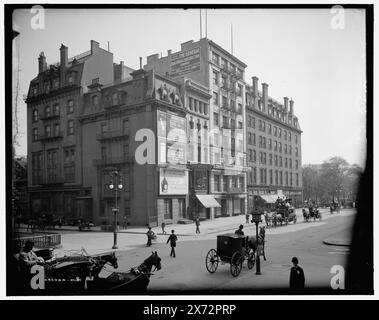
[{"x1": 167, "y1": 230, "x2": 178, "y2": 258}]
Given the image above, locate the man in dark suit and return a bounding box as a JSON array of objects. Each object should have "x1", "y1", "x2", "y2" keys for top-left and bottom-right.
[
  {"x1": 289, "y1": 257, "x2": 305, "y2": 290},
  {"x1": 167, "y1": 230, "x2": 178, "y2": 257}
]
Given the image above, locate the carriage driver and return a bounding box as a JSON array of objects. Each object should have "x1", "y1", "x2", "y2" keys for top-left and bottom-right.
[{"x1": 18, "y1": 240, "x2": 45, "y2": 275}]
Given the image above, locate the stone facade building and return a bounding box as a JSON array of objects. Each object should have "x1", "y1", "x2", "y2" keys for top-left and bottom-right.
[
  {"x1": 26, "y1": 38, "x2": 302, "y2": 225},
  {"x1": 145, "y1": 38, "x2": 249, "y2": 219},
  {"x1": 245, "y1": 77, "x2": 303, "y2": 209}
]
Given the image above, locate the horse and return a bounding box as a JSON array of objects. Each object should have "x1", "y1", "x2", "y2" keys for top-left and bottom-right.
[
  {"x1": 246, "y1": 228, "x2": 267, "y2": 261},
  {"x1": 87, "y1": 251, "x2": 162, "y2": 294},
  {"x1": 264, "y1": 212, "x2": 274, "y2": 228}
]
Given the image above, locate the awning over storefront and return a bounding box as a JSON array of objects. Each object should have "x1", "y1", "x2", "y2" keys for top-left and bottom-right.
[
  {"x1": 258, "y1": 194, "x2": 280, "y2": 204},
  {"x1": 196, "y1": 195, "x2": 221, "y2": 208}
]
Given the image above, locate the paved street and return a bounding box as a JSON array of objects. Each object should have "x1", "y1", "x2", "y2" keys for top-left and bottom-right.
[{"x1": 49, "y1": 208, "x2": 355, "y2": 292}]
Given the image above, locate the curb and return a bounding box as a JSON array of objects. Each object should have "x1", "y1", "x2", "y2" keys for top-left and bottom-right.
[{"x1": 323, "y1": 238, "x2": 351, "y2": 247}]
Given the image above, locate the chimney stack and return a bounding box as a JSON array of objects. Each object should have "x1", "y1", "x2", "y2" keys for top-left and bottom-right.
[
  {"x1": 262, "y1": 83, "x2": 269, "y2": 112},
  {"x1": 168, "y1": 49, "x2": 172, "y2": 56},
  {"x1": 38, "y1": 52, "x2": 47, "y2": 74},
  {"x1": 283, "y1": 97, "x2": 289, "y2": 113},
  {"x1": 289, "y1": 99, "x2": 294, "y2": 114},
  {"x1": 60, "y1": 44, "x2": 68, "y2": 67},
  {"x1": 120, "y1": 61, "x2": 125, "y2": 80},
  {"x1": 252, "y1": 76, "x2": 258, "y2": 97},
  {"x1": 139, "y1": 57, "x2": 142, "y2": 69},
  {"x1": 59, "y1": 44, "x2": 68, "y2": 87},
  {"x1": 90, "y1": 40, "x2": 99, "y2": 53}
]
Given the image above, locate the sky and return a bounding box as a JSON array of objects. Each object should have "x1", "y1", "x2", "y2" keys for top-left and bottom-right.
[{"x1": 12, "y1": 8, "x2": 367, "y2": 167}]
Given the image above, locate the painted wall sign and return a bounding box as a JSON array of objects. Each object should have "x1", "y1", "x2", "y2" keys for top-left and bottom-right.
[{"x1": 170, "y1": 47, "x2": 201, "y2": 77}]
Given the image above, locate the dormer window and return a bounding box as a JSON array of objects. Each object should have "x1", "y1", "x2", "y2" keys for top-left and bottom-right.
[
  {"x1": 112, "y1": 92, "x2": 119, "y2": 106},
  {"x1": 68, "y1": 73, "x2": 75, "y2": 85}
]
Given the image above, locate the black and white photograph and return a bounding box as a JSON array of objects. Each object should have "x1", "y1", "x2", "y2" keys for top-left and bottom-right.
[{"x1": 3, "y1": 3, "x2": 373, "y2": 300}]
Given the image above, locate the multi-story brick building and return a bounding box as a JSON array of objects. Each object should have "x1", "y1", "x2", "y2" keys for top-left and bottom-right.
[
  {"x1": 145, "y1": 38, "x2": 248, "y2": 219},
  {"x1": 26, "y1": 40, "x2": 120, "y2": 220},
  {"x1": 80, "y1": 68, "x2": 191, "y2": 225},
  {"x1": 26, "y1": 37, "x2": 302, "y2": 225},
  {"x1": 245, "y1": 77, "x2": 303, "y2": 209}
]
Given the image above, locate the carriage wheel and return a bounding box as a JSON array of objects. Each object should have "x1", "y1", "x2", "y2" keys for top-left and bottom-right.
[
  {"x1": 230, "y1": 252, "x2": 243, "y2": 277},
  {"x1": 247, "y1": 251, "x2": 256, "y2": 270},
  {"x1": 205, "y1": 249, "x2": 219, "y2": 273}
]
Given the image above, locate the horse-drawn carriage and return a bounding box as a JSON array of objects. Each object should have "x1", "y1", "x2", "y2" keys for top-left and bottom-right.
[
  {"x1": 43, "y1": 250, "x2": 161, "y2": 294},
  {"x1": 302, "y1": 206, "x2": 322, "y2": 222},
  {"x1": 264, "y1": 199, "x2": 297, "y2": 228},
  {"x1": 205, "y1": 233, "x2": 261, "y2": 277},
  {"x1": 14, "y1": 247, "x2": 161, "y2": 294},
  {"x1": 330, "y1": 202, "x2": 340, "y2": 214}
]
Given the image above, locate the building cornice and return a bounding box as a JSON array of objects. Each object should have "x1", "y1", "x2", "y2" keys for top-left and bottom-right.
[{"x1": 247, "y1": 106, "x2": 303, "y2": 134}]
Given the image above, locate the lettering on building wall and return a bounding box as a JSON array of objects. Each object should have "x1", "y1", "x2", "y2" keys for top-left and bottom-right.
[{"x1": 170, "y1": 47, "x2": 201, "y2": 77}]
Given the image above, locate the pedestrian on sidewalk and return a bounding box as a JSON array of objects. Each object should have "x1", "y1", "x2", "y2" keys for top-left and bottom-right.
[
  {"x1": 245, "y1": 213, "x2": 250, "y2": 224},
  {"x1": 167, "y1": 230, "x2": 178, "y2": 257},
  {"x1": 195, "y1": 217, "x2": 200, "y2": 234},
  {"x1": 123, "y1": 216, "x2": 128, "y2": 229},
  {"x1": 146, "y1": 227, "x2": 155, "y2": 247},
  {"x1": 289, "y1": 257, "x2": 305, "y2": 290},
  {"x1": 161, "y1": 221, "x2": 166, "y2": 234}
]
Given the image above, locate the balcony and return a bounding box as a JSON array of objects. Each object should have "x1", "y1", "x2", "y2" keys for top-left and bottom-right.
[
  {"x1": 38, "y1": 132, "x2": 63, "y2": 142},
  {"x1": 93, "y1": 156, "x2": 132, "y2": 167},
  {"x1": 96, "y1": 130, "x2": 129, "y2": 141},
  {"x1": 40, "y1": 114, "x2": 60, "y2": 121}
]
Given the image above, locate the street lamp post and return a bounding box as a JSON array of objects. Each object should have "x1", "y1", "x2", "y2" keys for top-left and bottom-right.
[
  {"x1": 108, "y1": 170, "x2": 123, "y2": 249},
  {"x1": 251, "y1": 210, "x2": 262, "y2": 275}
]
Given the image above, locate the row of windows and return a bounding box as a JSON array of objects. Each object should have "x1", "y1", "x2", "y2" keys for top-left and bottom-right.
[
  {"x1": 246, "y1": 94, "x2": 298, "y2": 128},
  {"x1": 248, "y1": 168, "x2": 300, "y2": 187},
  {"x1": 32, "y1": 120, "x2": 75, "y2": 141},
  {"x1": 213, "y1": 175, "x2": 245, "y2": 192},
  {"x1": 100, "y1": 118, "x2": 130, "y2": 134},
  {"x1": 247, "y1": 150, "x2": 299, "y2": 168},
  {"x1": 212, "y1": 112, "x2": 243, "y2": 129},
  {"x1": 32, "y1": 149, "x2": 76, "y2": 184},
  {"x1": 30, "y1": 74, "x2": 76, "y2": 97},
  {"x1": 32, "y1": 100, "x2": 75, "y2": 122},
  {"x1": 212, "y1": 92, "x2": 243, "y2": 113},
  {"x1": 212, "y1": 70, "x2": 243, "y2": 94},
  {"x1": 188, "y1": 97, "x2": 208, "y2": 115},
  {"x1": 211, "y1": 52, "x2": 243, "y2": 78},
  {"x1": 247, "y1": 115, "x2": 299, "y2": 143},
  {"x1": 247, "y1": 134, "x2": 299, "y2": 155},
  {"x1": 100, "y1": 144, "x2": 129, "y2": 161}
]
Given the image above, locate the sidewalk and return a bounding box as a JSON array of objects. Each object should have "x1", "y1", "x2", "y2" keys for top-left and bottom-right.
[{"x1": 119, "y1": 214, "x2": 255, "y2": 236}]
